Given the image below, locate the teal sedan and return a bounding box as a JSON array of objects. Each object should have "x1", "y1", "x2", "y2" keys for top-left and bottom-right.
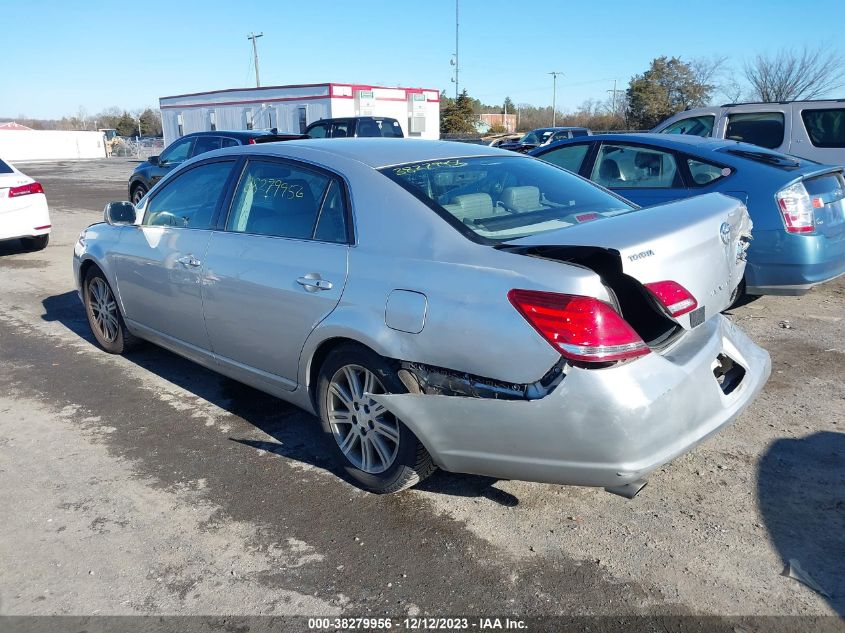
[{"x1": 531, "y1": 133, "x2": 845, "y2": 295}]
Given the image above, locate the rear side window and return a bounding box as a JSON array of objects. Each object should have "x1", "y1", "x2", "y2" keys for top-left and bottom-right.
[
  {"x1": 0, "y1": 159, "x2": 13, "y2": 173},
  {"x1": 226, "y1": 160, "x2": 347, "y2": 242},
  {"x1": 144, "y1": 161, "x2": 234, "y2": 229},
  {"x1": 377, "y1": 119, "x2": 403, "y2": 138},
  {"x1": 687, "y1": 158, "x2": 729, "y2": 186},
  {"x1": 192, "y1": 136, "x2": 223, "y2": 156},
  {"x1": 660, "y1": 115, "x2": 715, "y2": 137},
  {"x1": 591, "y1": 144, "x2": 680, "y2": 189},
  {"x1": 801, "y1": 108, "x2": 845, "y2": 148},
  {"x1": 726, "y1": 112, "x2": 785, "y2": 149},
  {"x1": 538, "y1": 143, "x2": 590, "y2": 173},
  {"x1": 222, "y1": 138, "x2": 239, "y2": 148}
]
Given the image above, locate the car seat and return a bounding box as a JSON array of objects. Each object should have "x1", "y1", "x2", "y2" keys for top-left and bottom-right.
[
  {"x1": 500, "y1": 186, "x2": 544, "y2": 213},
  {"x1": 598, "y1": 158, "x2": 625, "y2": 185}
]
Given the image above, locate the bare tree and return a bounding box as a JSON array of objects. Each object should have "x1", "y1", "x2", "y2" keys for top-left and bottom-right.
[{"x1": 745, "y1": 45, "x2": 845, "y2": 102}]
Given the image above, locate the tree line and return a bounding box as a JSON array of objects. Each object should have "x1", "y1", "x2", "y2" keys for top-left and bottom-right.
[
  {"x1": 441, "y1": 44, "x2": 845, "y2": 135},
  {"x1": 3, "y1": 107, "x2": 162, "y2": 137}
]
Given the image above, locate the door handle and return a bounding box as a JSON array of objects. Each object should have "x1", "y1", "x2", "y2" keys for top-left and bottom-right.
[
  {"x1": 176, "y1": 255, "x2": 202, "y2": 267},
  {"x1": 296, "y1": 276, "x2": 333, "y2": 291}
]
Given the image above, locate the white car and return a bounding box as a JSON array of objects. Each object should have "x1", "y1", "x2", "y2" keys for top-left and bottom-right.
[{"x1": 0, "y1": 158, "x2": 51, "y2": 250}]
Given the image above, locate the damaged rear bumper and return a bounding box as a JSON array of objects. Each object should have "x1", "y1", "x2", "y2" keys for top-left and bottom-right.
[{"x1": 372, "y1": 315, "x2": 771, "y2": 488}]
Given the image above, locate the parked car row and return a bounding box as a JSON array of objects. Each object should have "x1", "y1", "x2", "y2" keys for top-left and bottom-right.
[{"x1": 77, "y1": 138, "x2": 768, "y2": 496}]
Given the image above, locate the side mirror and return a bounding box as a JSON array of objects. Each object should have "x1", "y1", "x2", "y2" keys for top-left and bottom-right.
[
  {"x1": 147, "y1": 155, "x2": 160, "y2": 166},
  {"x1": 104, "y1": 201, "x2": 137, "y2": 225}
]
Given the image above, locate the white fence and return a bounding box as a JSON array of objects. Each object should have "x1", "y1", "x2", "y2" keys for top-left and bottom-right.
[{"x1": 0, "y1": 130, "x2": 106, "y2": 162}]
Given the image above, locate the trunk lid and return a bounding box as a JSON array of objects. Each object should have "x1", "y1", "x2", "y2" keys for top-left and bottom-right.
[{"x1": 505, "y1": 192, "x2": 752, "y2": 330}]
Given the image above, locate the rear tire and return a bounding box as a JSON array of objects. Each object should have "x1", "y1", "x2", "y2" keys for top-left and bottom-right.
[
  {"x1": 20, "y1": 234, "x2": 49, "y2": 251},
  {"x1": 316, "y1": 343, "x2": 436, "y2": 493},
  {"x1": 83, "y1": 267, "x2": 140, "y2": 354}
]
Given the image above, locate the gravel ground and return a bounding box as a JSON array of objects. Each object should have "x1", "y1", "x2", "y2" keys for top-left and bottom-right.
[{"x1": 0, "y1": 159, "x2": 842, "y2": 629}]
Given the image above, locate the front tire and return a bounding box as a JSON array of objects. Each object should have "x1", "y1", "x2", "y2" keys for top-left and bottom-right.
[
  {"x1": 131, "y1": 184, "x2": 148, "y2": 205},
  {"x1": 317, "y1": 344, "x2": 435, "y2": 493},
  {"x1": 83, "y1": 267, "x2": 139, "y2": 354},
  {"x1": 20, "y1": 234, "x2": 49, "y2": 251}
]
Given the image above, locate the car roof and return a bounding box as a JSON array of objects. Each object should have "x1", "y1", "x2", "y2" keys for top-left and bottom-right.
[
  {"x1": 308, "y1": 116, "x2": 398, "y2": 124},
  {"x1": 184, "y1": 130, "x2": 280, "y2": 139},
  {"x1": 212, "y1": 138, "x2": 512, "y2": 168},
  {"x1": 546, "y1": 132, "x2": 740, "y2": 152}
]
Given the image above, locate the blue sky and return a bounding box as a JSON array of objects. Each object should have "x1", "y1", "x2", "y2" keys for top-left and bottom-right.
[{"x1": 1, "y1": 0, "x2": 842, "y2": 119}]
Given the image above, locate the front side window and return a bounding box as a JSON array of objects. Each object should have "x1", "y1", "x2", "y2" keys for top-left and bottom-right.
[
  {"x1": 660, "y1": 115, "x2": 715, "y2": 137},
  {"x1": 144, "y1": 161, "x2": 234, "y2": 229},
  {"x1": 191, "y1": 136, "x2": 223, "y2": 157},
  {"x1": 687, "y1": 158, "x2": 729, "y2": 186},
  {"x1": 332, "y1": 122, "x2": 351, "y2": 138},
  {"x1": 159, "y1": 137, "x2": 194, "y2": 166},
  {"x1": 226, "y1": 160, "x2": 347, "y2": 242},
  {"x1": 801, "y1": 108, "x2": 845, "y2": 148},
  {"x1": 538, "y1": 143, "x2": 590, "y2": 173},
  {"x1": 380, "y1": 156, "x2": 635, "y2": 242},
  {"x1": 591, "y1": 144, "x2": 680, "y2": 189},
  {"x1": 307, "y1": 123, "x2": 329, "y2": 138},
  {"x1": 726, "y1": 112, "x2": 785, "y2": 149}
]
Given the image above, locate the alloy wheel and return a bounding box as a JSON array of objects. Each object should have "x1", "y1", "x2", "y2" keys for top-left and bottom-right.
[
  {"x1": 87, "y1": 277, "x2": 119, "y2": 343},
  {"x1": 327, "y1": 364, "x2": 400, "y2": 474}
]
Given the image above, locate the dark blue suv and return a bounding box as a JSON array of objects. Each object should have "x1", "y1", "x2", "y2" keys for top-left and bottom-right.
[{"x1": 128, "y1": 130, "x2": 304, "y2": 203}]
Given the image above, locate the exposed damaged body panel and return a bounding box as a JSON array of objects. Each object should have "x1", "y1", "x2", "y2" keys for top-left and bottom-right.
[
  {"x1": 372, "y1": 315, "x2": 771, "y2": 489},
  {"x1": 398, "y1": 359, "x2": 565, "y2": 400}
]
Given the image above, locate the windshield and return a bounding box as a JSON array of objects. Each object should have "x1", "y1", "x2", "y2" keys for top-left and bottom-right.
[
  {"x1": 380, "y1": 156, "x2": 636, "y2": 242},
  {"x1": 520, "y1": 131, "x2": 541, "y2": 144}
]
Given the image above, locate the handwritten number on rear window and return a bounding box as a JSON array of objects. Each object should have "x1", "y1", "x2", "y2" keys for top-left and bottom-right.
[{"x1": 249, "y1": 178, "x2": 305, "y2": 200}]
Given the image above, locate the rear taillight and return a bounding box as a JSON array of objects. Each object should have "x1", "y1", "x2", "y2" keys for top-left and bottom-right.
[
  {"x1": 8, "y1": 181, "x2": 44, "y2": 198},
  {"x1": 508, "y1": 289, "x2": 650, "y2": 363},
  {"x1": 776, "y1": 181, "x2": 815, "y2": 234},
  {"x1": 644, "y1": 280, "x2": 698, "y2": 317},
  {"x1": 248, "y1": 138, "x2": 257, "y2": 144}
]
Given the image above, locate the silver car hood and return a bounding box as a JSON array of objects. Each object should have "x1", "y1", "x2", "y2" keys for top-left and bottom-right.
[{"x1": 506, "y1": 193, "x2": 752, "y2": 329}]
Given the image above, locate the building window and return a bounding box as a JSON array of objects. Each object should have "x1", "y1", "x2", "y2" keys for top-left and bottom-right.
[
  {"x1": 246, "y1": 110, "x2": 254, "y2": 131},
  {"x1": 298, "y1": 107, "x2": 308, "y2": 134},
  {"x1": 209, "y1": 111, "x2": 217, "y2": 131},
  {"x1": 176, "y1": 113, "x2": 184, "y2": 137}
]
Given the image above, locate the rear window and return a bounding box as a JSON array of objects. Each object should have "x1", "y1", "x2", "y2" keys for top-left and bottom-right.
[
  {"x1": 801, "y1": 108, "x2": 845, "y2": 148},
  {"x1": 380, "y1": 156, "x2": 636, "y2": 243},
  {"x1": 726, "y1": 112, "x2": 785, "y2": 149},
  {"x1": 0, "y1": 159, "x2": 13, "y2": 174}
]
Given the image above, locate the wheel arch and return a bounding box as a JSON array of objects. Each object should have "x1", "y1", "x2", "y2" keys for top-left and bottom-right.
[{"x1": 305, "y1": 336, "x2": 385, "y2": 410}]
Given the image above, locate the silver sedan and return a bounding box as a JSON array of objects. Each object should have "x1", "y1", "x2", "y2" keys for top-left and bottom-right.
[{"x1": 73, "y1": 139, "x2": 770, "y2": 495}]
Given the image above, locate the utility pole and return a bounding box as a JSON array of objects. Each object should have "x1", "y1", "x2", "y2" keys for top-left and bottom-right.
[
  {"x1": 607, "y1": 79, "x2": 623, "y2": 118},
  {"x1": 247, "y1": 32, "x2": 264, "y2": 88},
  {"x1": 549, "y1": 71, "x2": 563, "y2": 126},
  {"x1": 450, "y1": 0, "x2": 460, "y2": 100}
]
